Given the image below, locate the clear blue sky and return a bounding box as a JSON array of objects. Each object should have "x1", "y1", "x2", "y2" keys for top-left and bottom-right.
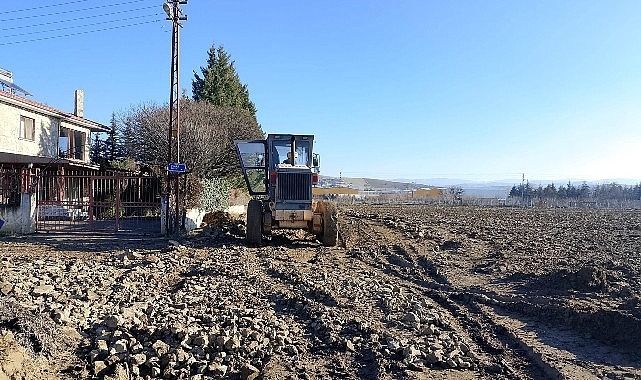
[{"x1": 2, "y1": 1, "x2": 640, "y2": 182}]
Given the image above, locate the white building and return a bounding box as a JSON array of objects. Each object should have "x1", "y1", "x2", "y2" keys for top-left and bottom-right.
[
  {"x1": 0, "y1": 83, "x2": 108, "y2": 168},
  {"x1": 0, "y1": 69, "x2": 109, "y2": 233}
]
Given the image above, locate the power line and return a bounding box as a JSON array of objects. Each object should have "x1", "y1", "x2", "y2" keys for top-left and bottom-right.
[
  {"x1": 0, "y1": 0, "x2": 93, "y2": 15},
  {"x1": 0, "y1": 0, "x2": 150, "y2": 22},
  {"x1": 0, "y1": 6, "x2": 157, "y2": 31},
  {"x1": 3, "y1": 13, "x2": 161, "y2": 39},
  {"x1": 0, "y1": 20, "x2": 161, "y2": 46}
]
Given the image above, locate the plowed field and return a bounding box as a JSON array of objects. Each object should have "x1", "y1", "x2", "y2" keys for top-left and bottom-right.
[{"x1": 0, "y1": 204, "x2": 639, "y2": 379}]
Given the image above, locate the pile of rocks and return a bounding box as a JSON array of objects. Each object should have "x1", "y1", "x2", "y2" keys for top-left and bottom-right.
[
  {"x1": 0, "y1": 232, "x2": 480, "y2": 379},
  {"x1": 88, "y1": 308, "x2": 277, "y2": 379},
  {"x1": 256, "y1": 246, "x2": 480, "y2": 374}
]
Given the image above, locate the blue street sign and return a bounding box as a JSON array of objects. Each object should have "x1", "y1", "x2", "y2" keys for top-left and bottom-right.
[{"x1": 168, "y1": 163, "x2": 187, "y2": 173}]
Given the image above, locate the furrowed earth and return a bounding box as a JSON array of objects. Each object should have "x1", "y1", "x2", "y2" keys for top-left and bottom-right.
[{"x1": 0, "y1": 204, "x2": 639, "y2": 379}]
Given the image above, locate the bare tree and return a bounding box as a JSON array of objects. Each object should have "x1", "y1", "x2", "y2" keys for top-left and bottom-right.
[
  {"x1": 120, "y1": 99, "x2": 263, "y2": 178},
  {"x1": 447, "y1": 186, "x2": 464, "y2": 205}
]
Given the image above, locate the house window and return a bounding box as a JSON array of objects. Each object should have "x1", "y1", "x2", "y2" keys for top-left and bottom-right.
[
  {"x1": 59, "y1": 127, "x2": 86, "y2": 160},
  {"x1": 19, "y1": 116, "x2": 35, "y2": 140}
]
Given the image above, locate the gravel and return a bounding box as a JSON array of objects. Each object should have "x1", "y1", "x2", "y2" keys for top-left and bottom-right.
[{"x1": 0, "y1": 204, "x2": 640, "y2": 379}]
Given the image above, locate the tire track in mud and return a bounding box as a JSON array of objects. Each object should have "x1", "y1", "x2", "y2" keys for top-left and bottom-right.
[
  {"x1": 339, "y1": 205, "x2": 641, "y2": 380},
  {"x1": 250, "y1": 242, "x2": 396, "y2": 379},
  {"x1": 340, "y1": 208, "x2": 561, "y2": 380},
  {"x1": 249, "y1": 229, "x2": 487, "y2": 379}
]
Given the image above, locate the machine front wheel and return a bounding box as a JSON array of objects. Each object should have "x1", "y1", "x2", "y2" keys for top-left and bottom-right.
[{"x1": 246, "y1": 199, "x2": 263, "y2": 246}]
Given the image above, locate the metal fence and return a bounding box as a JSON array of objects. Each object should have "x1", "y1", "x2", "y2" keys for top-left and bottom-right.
[
  {"x1": 0, "y1": 167, "x2": 37, "y2": 206},
  {"x1": 36, "y1": 171, "x2": 163, "y2": 233}
]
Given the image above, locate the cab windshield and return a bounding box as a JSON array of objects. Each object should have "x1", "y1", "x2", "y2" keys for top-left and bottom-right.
[{"x1": 273, "y1": 140, "x2": 310, "y2": 167}]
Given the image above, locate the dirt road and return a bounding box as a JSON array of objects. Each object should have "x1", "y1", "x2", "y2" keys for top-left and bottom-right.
[{"x1": 0, "y1": 204, "x2": 639, "y2": 379}]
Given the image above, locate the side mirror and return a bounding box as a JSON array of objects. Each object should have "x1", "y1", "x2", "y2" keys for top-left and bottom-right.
[{"x1": 312, "y1": 153, "x2": 320, "y2": 170}]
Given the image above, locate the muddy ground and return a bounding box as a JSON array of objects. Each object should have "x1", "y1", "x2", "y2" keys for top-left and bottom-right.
[{"x1": 0, "y1": 204, "x2": 639, "y2": 379}]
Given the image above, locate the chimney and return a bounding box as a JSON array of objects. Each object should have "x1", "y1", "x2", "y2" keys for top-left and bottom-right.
[{"x1": 74, "y1": 89, "x2": 84, "y2": 117}]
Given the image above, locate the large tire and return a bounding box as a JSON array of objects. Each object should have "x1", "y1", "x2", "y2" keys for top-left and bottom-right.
[
  {"x1": 246, "y1": 199, "x2": 263, "y2": 246},
  {"x1": 319, "y1": 202, "x2": 338, "y2": 247}
]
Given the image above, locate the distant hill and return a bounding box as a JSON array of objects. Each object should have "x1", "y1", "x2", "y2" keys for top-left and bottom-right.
[
  {"x1": 402, "y1": 178, "x2": 640, "y2": 198},
  {"x1": 319, "y1": 176, "x2": 512, "y2": 198},
  {"x1": 399, "y1": 177, "x2": 640, "y2": 187},
  {"x1": 318, "y1": 176, "x2": 424, "y2": 192},
  {"x1": 319, "y1": 176, "x2": 639, "y2": 198}
]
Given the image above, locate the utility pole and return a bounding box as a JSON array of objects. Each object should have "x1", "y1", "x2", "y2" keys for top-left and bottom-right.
[
  {"x1": 521, "y1": 173, "x2": 525, "y2": 207},
  {"x1": 164, "y1": 0, "x2": 187, "y2": 235}
]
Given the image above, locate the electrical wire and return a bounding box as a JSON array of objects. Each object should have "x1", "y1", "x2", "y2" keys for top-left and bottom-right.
[
  {"x1": 0, "y1": 0, "x2": 151, "y2": 22},
  {"x1": 3, "y1": 13, "x2": 161, "y2": 38},
  {"x1": 1, "y1": 6, "x2": 158, "y2": 31},
  {"x1": 0, "y1": 19, "x2": 161, "y2": 46},
  {"x1": 0, "y1": 0, "x2": 93, "y2": 15}
]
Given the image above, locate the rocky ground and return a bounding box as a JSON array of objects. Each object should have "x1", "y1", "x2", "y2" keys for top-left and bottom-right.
[{"x1": 0, "y1": 204, "x2": 640, "y2": 379}]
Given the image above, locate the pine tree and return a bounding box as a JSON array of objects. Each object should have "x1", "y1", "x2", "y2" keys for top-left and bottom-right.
[
  {"x1": 90, "y1": 134, "x2": 105, "y2": 165},
  {"x1": 104, "y1": 113, "x2": 124, "y2": 162},
  {"x1": 192, "y1": 44, "x2": 257, "y2": 120}
]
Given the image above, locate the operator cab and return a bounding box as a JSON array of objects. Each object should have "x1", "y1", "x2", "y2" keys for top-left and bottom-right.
[
  {"x1": 235, "y1": 134, "x2": 321, "y2": 197},
  {"x1": 271, "y1": 135, "x2": 312, "y2": 168}
]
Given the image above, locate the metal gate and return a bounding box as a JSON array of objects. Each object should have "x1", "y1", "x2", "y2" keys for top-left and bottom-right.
[{"x1": 36, "y1": 171, "x2": 162, "y2": 233}]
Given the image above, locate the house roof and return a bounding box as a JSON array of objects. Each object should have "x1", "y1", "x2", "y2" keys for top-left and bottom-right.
[
  {"x1": 0, "y1": 90, "x2": 109, "y2": 133},
  {"x1": 0, "y1": 151, "x2": 100, "y2": 170}
]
